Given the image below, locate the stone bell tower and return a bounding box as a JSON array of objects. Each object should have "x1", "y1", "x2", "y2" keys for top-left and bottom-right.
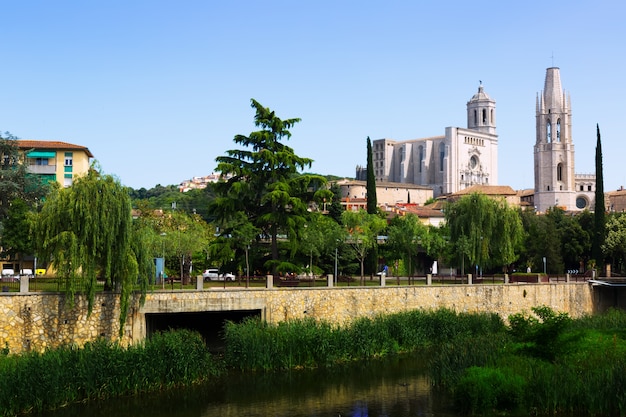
[{"x1": 533, "y1": 67, "x2": 576, "y2": 212}]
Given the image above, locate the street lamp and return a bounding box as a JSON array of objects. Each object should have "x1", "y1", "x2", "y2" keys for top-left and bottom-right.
[{"x1": 334, "y1": 246, "x2": 338, "y2": 286}]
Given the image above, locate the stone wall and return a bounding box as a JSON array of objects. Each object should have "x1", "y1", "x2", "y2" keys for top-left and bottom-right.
[{"x1": 1, "y1": 283, "x2": 595, "y2": 354}]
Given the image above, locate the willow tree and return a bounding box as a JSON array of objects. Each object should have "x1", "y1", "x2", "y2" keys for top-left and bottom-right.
[
  {"x1": 211, "y1": 99, "x2": 326, "y2": 281},
  {"x1": 446, "y1": 193, "x2": 523, "y2": 273},
  {"x1": 33, "y1": 168, "x2": 152, "y2": 332}
]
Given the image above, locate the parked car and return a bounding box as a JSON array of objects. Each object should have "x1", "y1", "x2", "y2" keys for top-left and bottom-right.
[{"x1": 202, "y1": 268, "x2": 235, "y2": 281}]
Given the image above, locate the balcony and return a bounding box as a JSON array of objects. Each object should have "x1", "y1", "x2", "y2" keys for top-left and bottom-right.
[{"x1": 27, "y1": 164, "x2": 56, "y2": 174}]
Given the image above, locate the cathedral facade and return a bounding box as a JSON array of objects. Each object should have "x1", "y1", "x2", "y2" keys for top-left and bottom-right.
[
  {"x1": 533, "y1": 67, "x2": 596, "y2": 213},
  {"x1": 358, "y1": 83, "x2": 499, "y2": 197}
]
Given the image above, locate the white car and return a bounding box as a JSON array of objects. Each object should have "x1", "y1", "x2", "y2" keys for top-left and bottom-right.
[{"x1": 202, "y1": 269, "x2": 235, "y2": 281}]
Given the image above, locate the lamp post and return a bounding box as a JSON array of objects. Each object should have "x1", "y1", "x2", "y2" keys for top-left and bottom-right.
[{"x1": 334, "y1": 246, "x2": 338, "y2": 286}]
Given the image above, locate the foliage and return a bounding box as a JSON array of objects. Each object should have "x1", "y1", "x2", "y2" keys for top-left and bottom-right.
[
  {"x1": 33, "y1": 168, "x2": 152, "y2": 331},
  {"x1": 508, "y1": 305, "x2": 572, "y2": 361},
  {"x1": 299, "y1": 211, "x2": 345, "y2": 276},
  {"x1": 210, "y1": 99, "x2": 326, "y2": 280},
  {"x1": 455, "y1": 366, "x2": 526, "y2": 414},
  {"x1": 0, "y1": 330, "x2": 218, "y2": 416},
  {"x1": 593, "y1": 124, "x2": 606, "y2": 270},
  {"x1": 129, "y1": 184, "x2": 215, "y2": 222},
  {"x1": 223, "y1": 308, "x2": 505, "y2": 372},
  {"x1": 0, "y1": 198, "x2": 33, "y2": 265},
  {"x1": 601, "y1": 213, "x2": 626, "y2": 274},
  {"x1": 365, "y1": 136, "x2": 377, "y2": 214},
  {"x1": 446, "y1": 193, "x2": 523, "y2": 272},
  {"x1": 386, "y1": 213, "x2": 428, "y2": 276},
  {"x1": 341, "y1": 209, "x2": 386, "y2": 282}
]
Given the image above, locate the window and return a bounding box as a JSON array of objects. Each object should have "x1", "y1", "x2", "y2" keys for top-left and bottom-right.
[
  {"x1": 470, "y1": 155, "x2": 478, "y2": 170},
  {"x1": 482, "y1": 109, "x2": 487, "y2": 124},
  {"x1": 547, "y1": 120, "x2": 552, "y2": 142},
  {"x1": 64, "y1": 152, "x2": 73, "y2": 166},
  {"x1": 439, "y1": 143, "x2": 445, "y2": 171},
  {"x1": 556, "y1": 119, "x2": 561, "y2": 142},
  {"x1": 588, "y1": 185, "x2": 592, "y2": 191},
  {"x1": 557, "y1": 163, "x2": 563, "y2": 181},
  {"x1": 35, "y1": 158, "x2": 49, "y2": 166},
  {"x1": 576, "y1": 197, "x2": 587, "y2": 209},
  {"x1": 474, "y1": 110, "x2": 477, "y2": 125},
  {"x1": 418, "y1": 146, "x2": 423, "y2": 173}
]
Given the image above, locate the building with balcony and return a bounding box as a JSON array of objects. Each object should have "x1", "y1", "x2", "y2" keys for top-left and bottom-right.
[{"x1": 16, "y1": 140, "x2": 93, "y2": 187}]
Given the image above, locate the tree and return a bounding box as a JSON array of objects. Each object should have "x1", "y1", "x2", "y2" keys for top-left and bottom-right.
[
  {"x1": 366, "y1": 137, "x2": 377, "y2": 214},
  {"x1": 592, "y1": 124, "x2": 606, "y2": 271},
  {"x1": 0, "y1": 199, "x2": 33, "y2": 272},
  {"x1": 602, "y1": 213, "x2": 626, "y2": 275},
  {"x1": 211, "y1": 99, "x2": 326, "y2": 282},
  {"x1": 300, "y1": 212, "x2": 345, "y2": 277},
  {"x1": 0, "y1": 132, "x2": 48, "y2": 224},
  {"x1": 33, "y1": 168, "x2": 152, "y2": 333},
  {"x1": 446, "y1": 193, "x2": 523, "y2": 273},
  {"x1": 386, "y1": 213, "x2": 428, "y2": 279},
  {"x1": 341, "y1": 209, "x2": 386, "y2": 284}
]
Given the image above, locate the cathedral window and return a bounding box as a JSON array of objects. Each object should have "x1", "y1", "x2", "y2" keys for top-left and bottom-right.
[
  {"x1": 482, "y1": 109, "x2": 487, "y2": 124},
  {"x1": 490, "y1": 109, "x2": 494, "y2": 125},
  {"x1": 557, "y1": 163, "x2": 563, "y2": 181},
  {"x1": 439, "y1": 143, "x2": 445, "y2": 171},
  {"x1": 556, "y1": 119, "x2": 561, "y2": 142},
  {"x1": 418, "y1": 145, "x2": 423, "y2": 173},
  {"x1": 588, "y1": 185, "x2": 592, "y2": 191},
  {"x1": 547, "y1": 120, "x2": 552, "y2": 142},
  {"x1": 474, "y1": 110, "x2": 477, "y2": 125}
]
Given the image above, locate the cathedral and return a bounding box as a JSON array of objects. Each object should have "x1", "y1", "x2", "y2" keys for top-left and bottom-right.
[
  {"x1": 533, "y1": 67, "x2": 596, "y2": 213},
  {"x1": 356, "y1": 67, "x2": 596, "y2": 212},
  {"x1": 358, "y1": 82, "x2": 499, "y2": 197}
]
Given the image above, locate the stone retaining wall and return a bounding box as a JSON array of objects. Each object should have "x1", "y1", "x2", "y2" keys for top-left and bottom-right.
[{"x1": 1, "y1": 283, "x2": 595, "y2": 354}]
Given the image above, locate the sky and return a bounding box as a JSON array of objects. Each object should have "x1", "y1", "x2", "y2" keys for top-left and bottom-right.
[{"x1": 2, "y1": 1, "x2": 625, "y2": 191}]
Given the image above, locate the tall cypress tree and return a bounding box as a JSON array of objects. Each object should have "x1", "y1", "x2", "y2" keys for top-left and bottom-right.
[
  {"x1": 592, "y1": 124, "x2": 605, "y2": 272},
  {"x1": 366, "y1": 137, "x2": 377, "y2": 214}
]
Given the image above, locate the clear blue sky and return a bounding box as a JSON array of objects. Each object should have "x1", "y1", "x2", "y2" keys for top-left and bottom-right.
[{"x1": 2, "y1": 1, "x2": 624, "y2": 191}]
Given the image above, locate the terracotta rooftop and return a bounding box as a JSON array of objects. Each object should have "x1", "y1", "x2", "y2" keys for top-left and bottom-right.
[
  {"x1": 16, "y1": 140, "x2": 94, "y2": 158},
  {"x1": 450, "y1": 185, "x2": 517, "y2": 196}
]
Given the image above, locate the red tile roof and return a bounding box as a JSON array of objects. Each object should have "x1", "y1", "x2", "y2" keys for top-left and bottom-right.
[{"x1": 16, "y1": 140, "x2": 94, "y2": 158}]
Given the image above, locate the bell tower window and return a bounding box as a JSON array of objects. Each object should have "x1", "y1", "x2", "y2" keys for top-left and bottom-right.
[
  {"x1": 557, "y1": 163, "x2": 563, "y2": 181},
  {"x1": 482, "y1": 109, "x2": 487, "y2": 124},
  {"x1": 547, "y1": 120, "x2": 552, "y2": 142},
  {"x1": 556, "y1": 119, "x2": 561, "y2": 142}
]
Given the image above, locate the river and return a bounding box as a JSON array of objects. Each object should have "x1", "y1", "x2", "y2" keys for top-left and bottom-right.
[{"x1": 37, "y1": 355, "x2": 465, "y2": 417}]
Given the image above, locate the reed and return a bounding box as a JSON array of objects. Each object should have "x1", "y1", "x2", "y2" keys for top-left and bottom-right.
[{"x1": 0, "y1": 329, "x2": 218, "y2": 416}]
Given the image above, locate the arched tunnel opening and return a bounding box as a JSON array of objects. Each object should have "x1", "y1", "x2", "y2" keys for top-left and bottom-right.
[{"x1": 145, "y1": 310, "x2": 262, "y2": 352}]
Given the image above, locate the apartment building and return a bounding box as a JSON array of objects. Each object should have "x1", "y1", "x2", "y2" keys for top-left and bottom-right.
[{"x1": 16, "y1": 140, "x2": 93, "y2": 187}]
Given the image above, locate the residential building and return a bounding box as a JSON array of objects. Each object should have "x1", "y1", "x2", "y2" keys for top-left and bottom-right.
[
  {"x1": 357, "y1": 82, "x2": 498, "y2": 197},
  {"x1": 16, "y1": 140, "x2": 93, "y2": 188}
]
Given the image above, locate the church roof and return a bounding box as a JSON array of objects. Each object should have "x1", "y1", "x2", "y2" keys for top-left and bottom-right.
[
  {"x1": 450, "y1": 185, "x2": 517, "y2": 197},
  {"x1": 468, "y1": 83, "x2": 492, "y2": 102}
]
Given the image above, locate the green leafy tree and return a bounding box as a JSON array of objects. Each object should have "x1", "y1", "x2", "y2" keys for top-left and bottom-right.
[
  {"x1": 209, "y1": 211, "x2": 259, "y2": 280},
  {"x1": 592, "y1": 124, "x2": 606, "y2": 271},
  {"x1": 341, "y1": 209, "x2": 386, "y2": 283},
  {"x1": 211, "y1": 99, "x2": 326, "y2": 281},
  {"x1": 0, "y1": 199, "x2": 33, "y2": 272},
  {"x1": 33, "y1": 168, "x2": 152, "y2": 333},
  {"x1": 446, "y1": 193, "x2": 523, "y2": 273},
  {"x1": 602, "y1": 213, "x2": 626, "y2": 275},
  {"x1": 300, "y1": 212, "x2": 345, "y2": 277},
  {"x1": 0, "y1": 132, "x2": 48, "y2": 223},
  {"x1": 386, "y1": 213, "x2": 428, "y2": 278}
]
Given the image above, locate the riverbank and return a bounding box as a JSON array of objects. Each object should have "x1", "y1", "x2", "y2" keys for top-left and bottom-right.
[{"x1": 1, "y1": 307, "x2": 625, "y2": 416}]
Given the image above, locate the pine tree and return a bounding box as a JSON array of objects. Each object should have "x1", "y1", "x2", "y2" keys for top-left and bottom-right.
[{"x1": 592, "y1": 124, "x2": 605, "y2": 271}]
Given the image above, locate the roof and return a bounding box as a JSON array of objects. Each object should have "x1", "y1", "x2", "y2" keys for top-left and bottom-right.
[
  {"x1": 450, "y1": 185, "x2": 518, "y2": 197},
  {"x1": 336, "y1": 179, "x2": 433, "y2": 190},
  {"x1": 16, "y1": 140, "x2": 94, "y2": 158}
]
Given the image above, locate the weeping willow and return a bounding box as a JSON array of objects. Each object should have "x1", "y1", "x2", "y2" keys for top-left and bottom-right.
[
  {"x1": 33, "y1": 169, "x2": 151, "y2": 334},
  {"x1": 446, "y1": 193, "x2": 523, "y2": 271}
]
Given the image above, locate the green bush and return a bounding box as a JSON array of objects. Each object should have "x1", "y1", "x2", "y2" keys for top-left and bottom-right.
[{"x1": 455, "y1": 366, "x2": 526, "y2": 414}]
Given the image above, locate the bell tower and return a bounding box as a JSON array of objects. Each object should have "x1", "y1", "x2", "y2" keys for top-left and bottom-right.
[
  {"x1": 467, "y1": 81, "x2": 496, "y2": 135},
  {"x1": 534, "y1": 67, "x2": 576, "y2": 212}
]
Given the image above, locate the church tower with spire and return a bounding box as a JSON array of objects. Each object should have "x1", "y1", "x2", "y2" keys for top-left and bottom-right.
[{"x1": 534, "y1": 67, "x2": 595, "y2": 212}]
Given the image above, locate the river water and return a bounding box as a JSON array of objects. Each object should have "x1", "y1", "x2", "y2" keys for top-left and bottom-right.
[{"x1": 38, "y1": 355, "x2": 463, "y2": 417}]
